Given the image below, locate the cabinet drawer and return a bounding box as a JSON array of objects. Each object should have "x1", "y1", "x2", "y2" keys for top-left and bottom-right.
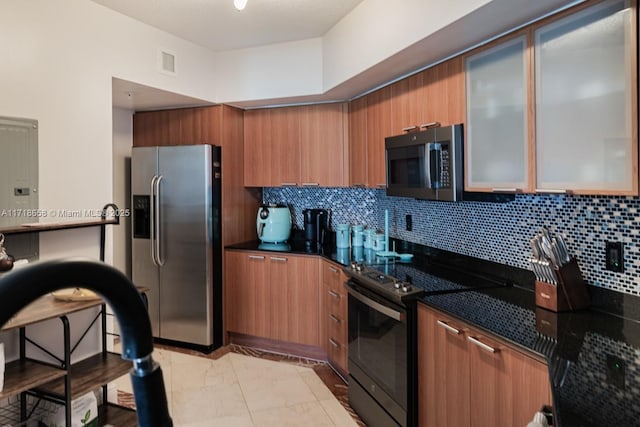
[
  {"x1": 327, "y1": 334, "x2": 348, "y2": 373},
  {"x1": 327, "y1": 313, "x2": 347, "y2": 341}
]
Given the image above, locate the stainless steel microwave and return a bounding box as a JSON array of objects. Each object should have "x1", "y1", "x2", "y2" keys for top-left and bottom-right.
[{"x1": 385, "y1": 124, "x2": 463, "y2": 201}]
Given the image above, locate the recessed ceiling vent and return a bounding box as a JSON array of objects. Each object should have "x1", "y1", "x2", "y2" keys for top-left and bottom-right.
[{"x1": 159, "y1": 50, "x2": 176, "y2": 75}]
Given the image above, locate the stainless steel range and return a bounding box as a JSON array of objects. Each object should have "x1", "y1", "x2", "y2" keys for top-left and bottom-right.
[{"x1": 344, "y1": 258, "x2": 506, "y2": 427}]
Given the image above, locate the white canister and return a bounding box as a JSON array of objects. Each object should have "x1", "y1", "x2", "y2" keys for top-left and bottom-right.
[
  {"x1": 0, "y1": 342, "x2": 4, "y2": 393},
  {"x1": 363, "y1": 229, "x2": 375, "y2": 249},
  {"x1": 336, "y1": 224, "x2": 351, "y2": 248},
  {"x1": 351, "y1": 224, "x2": 364, "y2": 247}
]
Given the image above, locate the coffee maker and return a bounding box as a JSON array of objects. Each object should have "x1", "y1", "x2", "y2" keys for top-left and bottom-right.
[{"x1": 303, "y1": 209, "x2": 330, "y2": 250}]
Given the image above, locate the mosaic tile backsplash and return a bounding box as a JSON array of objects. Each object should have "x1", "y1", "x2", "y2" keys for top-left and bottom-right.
[{"x1": 264, "y1": 187, "x2": 640, "y2": 297}]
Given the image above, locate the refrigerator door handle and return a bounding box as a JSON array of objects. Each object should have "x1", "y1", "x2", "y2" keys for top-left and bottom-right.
[
  {"x1": 149, "y1": 175, "x2": 158, "y2": 266},
  {"x1": 155, "y1": 175, "x2": 165, "y2": 266}
]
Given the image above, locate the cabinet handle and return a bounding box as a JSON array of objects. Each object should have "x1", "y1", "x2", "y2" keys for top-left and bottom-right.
[
  {"x1": 352, "y1": 183, "x2": 366, "y2": 188},
  {"x1": 535, "y1": 189, "x2": 571, "y2": 194},
  {"x1": 329, "y1": 266, "x2": 339, "y2": 274},
  {"x1": 329, "y1": 314, "x2": 341, "y2": 324},
  {"x1": 467, "y1": 336, "x2": 499, "y2": 353},
  {"x1": 491, "y1": 188, "x2": 521, "y2": 193},
  {"x1": 270, "y1": 256, "x2": 288, "y2": 262},
  {"x1": 376, "y1": 183, "x2": 386, "y2": 189},
  {"x1": 402, "y1": 125, "x2": 418, "y2": 132},
  {"x1": 329, "y1": 338, "x2": 340, "y2": 348},
  {"x1": 280, "y1": 182, "x2": 298, "y2": 187},
  {"x1": 328, "y1": 290, "x2": 340, "y2": 299},
  {"x1": 436, "y1": 320, "x2": 461, "y2": 335},
  {"x1": 302, "y1": 182, "x2": 320, "y2": 187},
  {"x1": 419, "y1": 122, "x2": 441, "y2": 129},
  {"x1": 248, "y1": 255, "x2": 265, "y2": 260}
]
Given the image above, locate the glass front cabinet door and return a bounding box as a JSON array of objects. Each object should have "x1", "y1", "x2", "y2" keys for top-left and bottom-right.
[
  {"x1": 465, "y1": 35, "x2": 529, "y2": 193},
  {"x1": 534, "y1": 0, "x2": 637, "y2": 194}
]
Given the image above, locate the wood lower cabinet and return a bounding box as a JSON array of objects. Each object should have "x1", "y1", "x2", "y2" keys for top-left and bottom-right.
[
  {"x1": 418, "y1": 303, "x2": 552, "y2": 427},
  {"x1": 270, "y1": 254, "x2": 320, "y2": 346},
  {"x1": 419, "y1": 305, "x2": 471, "y2": 427},
  {"x1": 225, "y1": 250, "x2": 320, "y2": 347},
  {"x1": 320, "y1": 259, "x2": 348, "y2": 376}
]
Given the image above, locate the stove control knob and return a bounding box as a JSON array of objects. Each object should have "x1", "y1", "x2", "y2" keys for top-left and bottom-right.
[
  {"x1": 355, "y1": 263, "x2": 365, "y2": 272},
  {"x1": 350, "y1": 261, "x2": 358, "y2": 270},
  {"x1": 393, "y1": 280, "x2": 402, "y2": 289},
  {"x1": 401, "y1": 284, "x2": 412, "y2": 293}
]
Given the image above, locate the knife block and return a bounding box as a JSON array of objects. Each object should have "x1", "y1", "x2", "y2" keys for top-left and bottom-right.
[{"x1": 535, "y1": 258, "x2": 590, "y2": 312}]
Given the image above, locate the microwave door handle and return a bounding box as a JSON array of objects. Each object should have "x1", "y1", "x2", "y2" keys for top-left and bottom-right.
[{"x1": 426, "y1": 143, "x2": 441, "y2": 189}]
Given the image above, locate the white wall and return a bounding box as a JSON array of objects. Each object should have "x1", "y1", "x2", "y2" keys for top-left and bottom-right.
[
  {"x1": 0, "y1": 0, "x2": 220, "y2": 362},
  {"x1": 216, "y1": 38, "x2": 324, "y2": 104}
]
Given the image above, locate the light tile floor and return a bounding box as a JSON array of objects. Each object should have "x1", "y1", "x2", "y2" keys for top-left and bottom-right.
[{"x1": 110, "y1": 348, "x2": 359, "y2": 427}]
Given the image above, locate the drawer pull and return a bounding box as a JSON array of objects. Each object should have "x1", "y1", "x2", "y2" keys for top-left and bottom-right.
[
  {"x1": 376, "y1": 183, "x2": 386, "y2": 189},
  {"x1": 329, "y1": 338, "x2": 340, "y2": 348},
  {"x1": 402, "y1": 125, "x2": 418, "y2": 132},
  {"x1": 328, "y1": 290, "x2": 340, "y2": 299},
  {"x1": 248, "y1": 255, "x2": 265, "y2": 260},
  {"x1": 280, "y1": 182, "x2": 298, "y2": 187},
  {"x1": 329, "y1": 266, "x2": 339, "y2": 274},
  {"x1": 491, "y1": 188, "x2": 521, "y2": 193},
  {"x1": 352, "y1": 183, "x2": 365, "y2": 188},
  {"x1": 436, "y1": 320, "x2": 460, "y2": 335},
  {"x1": 467, "y1": 336, "x2": 498, "y2": 353},
  {"x1": 329, "y1": 314, "x2": 341, "y2": 324},
  {"x1": 302, "y1": 182, "x2": 320, "y2": 187},
  {"x1": 270, "y1": 256, "x2": 288, "y2": 262}
]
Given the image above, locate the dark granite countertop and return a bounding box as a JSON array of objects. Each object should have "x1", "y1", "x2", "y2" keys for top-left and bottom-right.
[{"x1": 226, "y1": 237, "x2": 640, "y2": 427}]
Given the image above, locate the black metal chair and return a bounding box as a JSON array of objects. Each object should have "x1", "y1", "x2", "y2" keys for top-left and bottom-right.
[{"x1": 0, "y1": 258, "x2": 172, "y2": 426}]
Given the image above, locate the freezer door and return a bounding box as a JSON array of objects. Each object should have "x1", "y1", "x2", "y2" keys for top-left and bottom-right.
[
  {"x1": 158, "y1": 145, "x2": 213, "y2": 345},
  {"x1": 131, "y1": 147, "x2": 160, "y2": 336}
]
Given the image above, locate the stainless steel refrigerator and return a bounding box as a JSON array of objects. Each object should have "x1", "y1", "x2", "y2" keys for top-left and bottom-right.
[{"x1": 131, "y1": 145, "x2": 222, "y2": 349}]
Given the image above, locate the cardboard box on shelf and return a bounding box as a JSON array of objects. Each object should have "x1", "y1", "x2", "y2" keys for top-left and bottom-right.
[{"x1": 39, "y1": 391, "x2": 98, "y2": 427}]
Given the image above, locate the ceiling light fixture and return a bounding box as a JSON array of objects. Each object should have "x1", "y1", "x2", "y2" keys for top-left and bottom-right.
[{"x1": 234, "y1": 0, "x2": 248, "y2": 11}]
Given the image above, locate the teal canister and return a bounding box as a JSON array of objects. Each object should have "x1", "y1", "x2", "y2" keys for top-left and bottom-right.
[
  {"x1": 336, "y1": 224, "x2": 350, "y2": 248},
  {"x1": 363, "y1": 228, "x2": 375, "y2": 249},
  {"x1": 352, "y1": 224, "x2": 364, "y2": 247}
]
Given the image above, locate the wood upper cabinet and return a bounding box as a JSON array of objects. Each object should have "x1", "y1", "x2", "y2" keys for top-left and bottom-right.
[
  {"x1": 224, "y1": 250, "x2": 320, "y2": 347},
  {"x1": 418, "y1": 303, "x2": 552, "y2": 427},
  {"x1": 243, "y1": 108, "x2": 273, "y2": 187},
  {"x1": 390, "y1": 72, "x2": 425, "y2": 134},
  {"x1": 348, "y1": 96, "x2": 368, "y2": 188},
  {"x1": 423, "y1": 57, "x2": 465, "y2": 127},
  {"x1": 271, "y1": 107, "x2": 301, "y2": 186},
  {"x1": 133, "y1": 109, "x2": 182, "y2": 146},
  {"x1": 365, "y1": 86, "x2": 393, "y2": 189},
  {"x1": 299, "y1": 103, "x2": 348, "y2": 187},
  {"x1": 243, "y1": 103, "x2": 348, "y2": 187}
]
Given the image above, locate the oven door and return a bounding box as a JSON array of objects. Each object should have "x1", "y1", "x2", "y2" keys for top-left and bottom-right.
[{"x1": 347, "y1": 280, "x2": 407, "y2": 426}]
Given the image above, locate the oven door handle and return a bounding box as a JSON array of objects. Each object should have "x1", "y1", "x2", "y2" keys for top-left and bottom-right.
[{"x1": 347, "y1": 286, "x2": 405, "y2": 321}]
